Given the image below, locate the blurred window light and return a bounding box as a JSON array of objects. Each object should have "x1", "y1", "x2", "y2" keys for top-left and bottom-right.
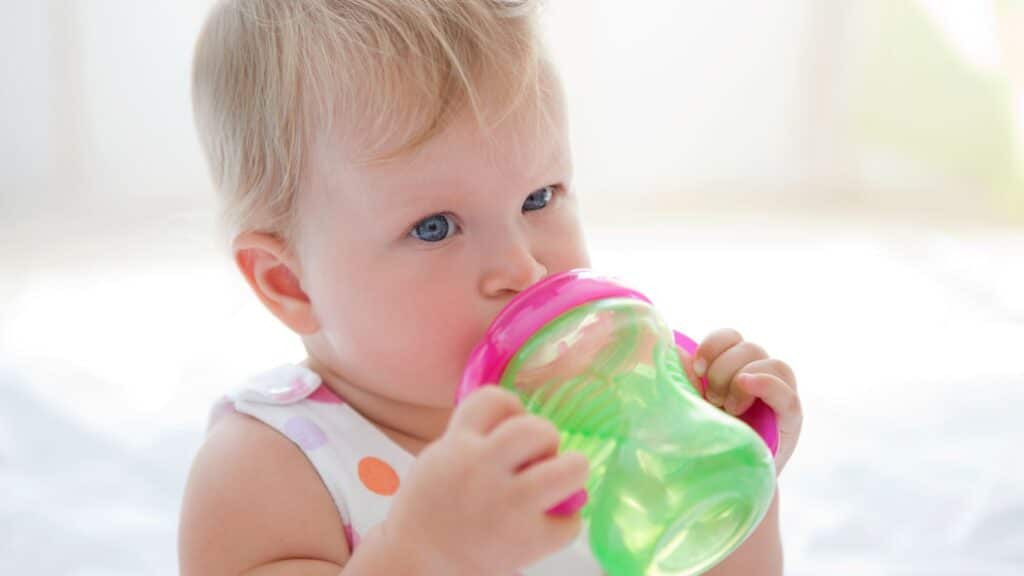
[
  {"x1": 849, "y1": 0, "x2": 1023, "y2": 221},
  {"x1": 916, "y1": 0, "x2": 1002, "y2": 74}
]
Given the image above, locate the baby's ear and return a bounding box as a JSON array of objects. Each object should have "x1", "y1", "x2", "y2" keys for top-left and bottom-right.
[{"x1": 232, "y1": 232, "x2": 319, "y2": 335}]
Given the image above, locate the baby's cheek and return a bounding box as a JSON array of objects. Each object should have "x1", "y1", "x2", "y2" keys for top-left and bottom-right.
[{"x1": 377, "y1": 328, "x2": 472, "y2": 403}]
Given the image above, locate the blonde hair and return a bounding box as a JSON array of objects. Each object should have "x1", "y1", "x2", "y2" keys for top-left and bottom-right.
[{"x1": 192, "y1": 0, "x2": 547, "y2": 244}]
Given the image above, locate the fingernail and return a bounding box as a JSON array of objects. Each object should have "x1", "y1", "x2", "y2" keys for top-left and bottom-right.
[{"x1": 694, "y1": 357, "x2": 706, "y2": 377}]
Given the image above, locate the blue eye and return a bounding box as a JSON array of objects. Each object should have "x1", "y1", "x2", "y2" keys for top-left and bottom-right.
[
  {"x1": 410, "y1": 213, "x2": 456, "y2": 243},
  {"x1": 523, "y1": 186, "x2": 554, "y2": 212}
]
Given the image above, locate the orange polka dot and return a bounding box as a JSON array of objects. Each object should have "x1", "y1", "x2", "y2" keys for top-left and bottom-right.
[{"x1": 358, "y1": 456, "x2": 399, "y2": 496}]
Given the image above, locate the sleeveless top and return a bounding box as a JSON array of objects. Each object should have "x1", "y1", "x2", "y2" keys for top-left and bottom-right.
[{"x1": 208, "y1": 364, "x2": 603, "y2": 574}]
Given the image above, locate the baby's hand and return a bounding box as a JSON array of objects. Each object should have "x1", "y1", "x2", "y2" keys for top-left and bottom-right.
[
  {"x1": 382, "y1": 386, "x2": 589, "y2": 575},
  {"x1": 682, "y1": 329, "x2": 803, "y2": 475}
]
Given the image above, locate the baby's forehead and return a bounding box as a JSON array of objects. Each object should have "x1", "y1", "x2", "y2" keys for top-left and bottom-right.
[
  {"x1": 294, "y1": 101, "x2": 568, "y2": 239},
  {"x1": 312, "y1": 82, "x2": 569, "y2": 187}
]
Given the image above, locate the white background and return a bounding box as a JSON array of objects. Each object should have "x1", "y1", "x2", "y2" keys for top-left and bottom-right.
[{"x1": 2, "y1": 1, "x2": 1023, "y2": 574}]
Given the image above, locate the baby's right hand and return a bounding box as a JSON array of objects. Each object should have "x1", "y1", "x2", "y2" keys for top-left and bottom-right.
[{"x1": 382, "y1": 386, "x2": 589, "y2": 575}]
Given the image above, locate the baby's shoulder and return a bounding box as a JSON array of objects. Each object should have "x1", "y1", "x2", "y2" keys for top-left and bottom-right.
[{"x1": 179, "y1": 410, "x2": 351, "y2": 574}]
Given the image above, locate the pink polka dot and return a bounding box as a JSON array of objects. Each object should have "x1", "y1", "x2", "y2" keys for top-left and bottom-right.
[
  {"x1": 283, "y1": 416, "x2": 327, "y2": 450},
  {"x1": 308, "y1": 385, "x2": 344, "y2": 404},
  {"x1": 343, "y1": 523, "x2": 361, "y2": 550}
]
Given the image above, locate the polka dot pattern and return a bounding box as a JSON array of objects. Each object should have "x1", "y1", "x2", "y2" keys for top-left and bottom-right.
[
  {"x1": 283, "y1": 416, "x2": 328, "y2": 450},
  {"x1": 224, "y1": 365, "x2": 430, "y2": 570},
  {"x1": 358, "y1": 456, "x2": 400, "y2": 495}
]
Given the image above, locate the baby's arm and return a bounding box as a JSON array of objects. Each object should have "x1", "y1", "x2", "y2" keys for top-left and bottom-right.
[
  {"x1": 180, "y1": 411, "x2": 439, "y2": 575},
  {"x1": 703, "y1": 492, "x2": 783, "y2": 575},
  {"x1": 178, "y1": 411, "x2": 356, "y2": 575},
  {"x1": 179, "y1": 387, "x2": 589, "y2": 575}
]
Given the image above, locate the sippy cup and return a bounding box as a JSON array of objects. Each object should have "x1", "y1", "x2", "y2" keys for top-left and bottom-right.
[{"x1": 457, "y1": 269, "x2": 777, "y2": 576}]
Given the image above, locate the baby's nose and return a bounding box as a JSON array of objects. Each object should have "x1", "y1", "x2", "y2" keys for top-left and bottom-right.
[{"x1": 479, "y1": 240, "x2": 548, "y2": 298}]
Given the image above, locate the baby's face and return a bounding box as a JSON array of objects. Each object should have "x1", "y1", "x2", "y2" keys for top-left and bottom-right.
[{"x1": 295, "y1": 81, "x2": 590, "y2": 410}]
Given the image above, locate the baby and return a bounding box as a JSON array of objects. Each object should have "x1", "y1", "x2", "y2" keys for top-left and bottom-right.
[{"x1": 179, "y1": 1, "x2": 803, "y2": 574}]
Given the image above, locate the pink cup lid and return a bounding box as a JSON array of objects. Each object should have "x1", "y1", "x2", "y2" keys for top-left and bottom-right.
[
  {"x1": 458, "y1": 270, "x2": 651, "y2": 400},
  {"x1": 457, "y1": 268, "x2": 778, "y2": 451}
]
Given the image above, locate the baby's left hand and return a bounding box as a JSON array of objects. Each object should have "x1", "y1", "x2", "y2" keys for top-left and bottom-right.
[{"x1": 679, "y1": 328, "x2": 802, "y2": 475}]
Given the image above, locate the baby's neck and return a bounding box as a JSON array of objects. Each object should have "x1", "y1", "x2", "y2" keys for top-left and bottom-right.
[
  {"x1": 370, "y1": 418, "x2": 437, "y2": 455},
  {"x1": 303, "y1": 357, "x2": 450, "y2": 456}
]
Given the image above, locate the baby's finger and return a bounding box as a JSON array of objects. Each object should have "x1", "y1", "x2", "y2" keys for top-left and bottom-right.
[
  {"x1": 540, "y1": 507, "x2": 585, "y2": 552},
  {"x1": 693, "y1": 329, "x2": 743, "y2": 380},
  {"x1": 738, "y1": 373, "x2": 802, "y2": 467},
  {"x1": 722, "y1": 377, "x2": 756, "y2": 416},
  {"x1": 726, "y1": 358, "x2": 796, "y2": 415},
  {"x1": 742, "y1": 357, "x2": 797, "y2": 390},
  {"x1": 738, "y1": 373, "x2": 798, "y2": 420},
  {"x1": 704, "y1": 341, "x2": 768, "y2": 407},
  {"x1": 450, "y1": 386, "x2": 524, "y2": 435},
  {"x1": 518, "y1": 451, "x2": 590, "y2": 512},
  {"x1": 489, "y1": 414, "x2": 562, "y2": 472}
]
